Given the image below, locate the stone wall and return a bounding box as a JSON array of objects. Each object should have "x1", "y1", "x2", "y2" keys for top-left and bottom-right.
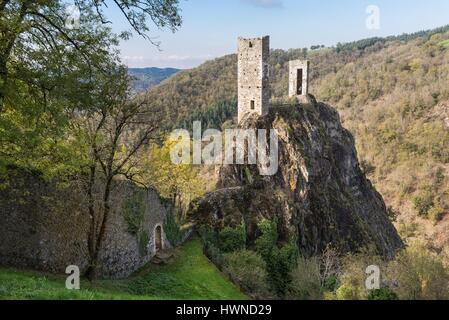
[
  {"x1": 0, "y1": 169, "x2": 172, "y2": 279},
  {"x1": 288, "y1": 60, "x2": 310, "y2": 97},
  {"x1": 237, "y1": 36, "x2": 270, "y2": 123}
]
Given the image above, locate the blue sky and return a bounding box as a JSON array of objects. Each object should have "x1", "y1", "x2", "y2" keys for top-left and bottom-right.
[{"x1": 105, "y1": 0, "x2": 449, "y2": 68}]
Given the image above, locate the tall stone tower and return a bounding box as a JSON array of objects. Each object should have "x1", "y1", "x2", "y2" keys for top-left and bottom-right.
[
  {"x1": 237, "y1": 36, "x2": 270, "y2": 123},
  {"x1": 288, "y1": 60, "x2": 310, "y2": 97}
]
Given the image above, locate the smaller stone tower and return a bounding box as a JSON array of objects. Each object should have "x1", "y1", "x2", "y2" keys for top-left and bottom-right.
[
  {"x1": 288, "y1": 60, "x2": 310, "y2": 97},
  {"x1": 237, "y1": 36, "x2": 270, "y2": 123}
]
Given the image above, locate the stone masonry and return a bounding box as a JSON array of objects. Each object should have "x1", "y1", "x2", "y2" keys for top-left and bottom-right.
[
  {"x1": 0, "y1": 169, "x2": 174, "y2": 279},
  {"x1": 237, "y1": 36, "x2": 270, "y2": 123},
  {"x1": 289, "y1": 59, "x2": 310, "y2": 97}
]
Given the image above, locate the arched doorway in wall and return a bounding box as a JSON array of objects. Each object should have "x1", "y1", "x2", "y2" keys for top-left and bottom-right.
[{"x1": 155, "y1": 225, "x2": 162, "y2": 252}]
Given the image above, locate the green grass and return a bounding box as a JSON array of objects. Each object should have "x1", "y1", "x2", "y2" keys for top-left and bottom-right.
[{"x1": 0, "y1": 239, "x2": 247, "y2": 300}]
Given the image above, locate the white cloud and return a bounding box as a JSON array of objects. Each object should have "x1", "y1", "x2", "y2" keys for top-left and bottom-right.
[{"x1": 241, "y1": 0, "x2": 283, "y2": 8}]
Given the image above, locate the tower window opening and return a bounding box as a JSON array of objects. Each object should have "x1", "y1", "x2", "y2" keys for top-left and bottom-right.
[{"x1": 296, "y1": 69, "x2": 303, "y2": 95}]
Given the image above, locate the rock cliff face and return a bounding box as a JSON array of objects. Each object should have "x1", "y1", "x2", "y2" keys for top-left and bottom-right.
[{"x1": 193, "y1": 96, "x2": 403, "y2": 257}]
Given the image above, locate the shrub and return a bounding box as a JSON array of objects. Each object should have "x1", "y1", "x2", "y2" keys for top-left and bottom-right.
[
  {"x1": 323, "y1": 276, "x2": 338, "y2": 292},
  {"x1": 254, "y1": 219, "x2": 299, "y2": 298},
  {"x1": 224, "y1": 250, "x2": 271, "y2": 299},
  {"x1": 287, "y1": 256, "x2": 322, "y2": 300},
  {"x1": 164, "y1": 210, "x2": 182, "y2": 246},
  {"x1": 386, "y1": 206, "x2": 398, "y2": 223},
  {"x1": 203, "y1": 241, "x2": 225, "y2": 270},
  {"x1": 427, "y1": 205, "x2": 444, "y2": 223},
  {"x1": 218, "y1": 225, "x2": 246, "y2": 253},
  {"x1": 122, "y1": 192, "x2": 146, "y2": 235},
  {"x1": 360, "y1": 160, "x2": 376, "y2": 176},
  {"x1": 367, "y1": 287, "x2": 398, "y2": 300},
  {"x1": 266, "y1": 243, "x2": 299, "y2": 298},
  {"x1": 386, "y1": 243, "x2": 449, "y2": 300},
  {"x1": 413, "y1": 191, "x2": 434, "y2": 217},
  {"x1": 336, "y1": 283, "x2": 360, "y2": 300},
  {"x1": 255, "y1": 219, "x2": 278, "y2": 260},
  {"x1": 336, "y1": 248, "x2": 385, "y2": 300},
  {"x1": 138, "y1": 231, "x2": 150, "y2": 257}
]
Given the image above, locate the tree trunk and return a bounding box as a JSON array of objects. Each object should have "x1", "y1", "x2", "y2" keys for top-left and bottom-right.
[
  {"x1": 87, "y1": 176, "x2": 112, "y2": 281},
  {"x1": 85, "y1": 165, "x2": 97, "y2": 279}
]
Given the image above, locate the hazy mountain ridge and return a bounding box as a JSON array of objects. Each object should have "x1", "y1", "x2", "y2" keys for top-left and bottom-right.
[{"x1": 129, "y1": 67, "x2": 180, "y2": 93}]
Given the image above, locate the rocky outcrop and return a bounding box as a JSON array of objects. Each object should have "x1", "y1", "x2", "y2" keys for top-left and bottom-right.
[{"x1": 193, "y1": 96, "x2": 403, "y2": 257}]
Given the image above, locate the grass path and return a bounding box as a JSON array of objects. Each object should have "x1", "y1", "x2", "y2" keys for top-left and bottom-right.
[{"x1": 0, "y1": 239, "x2": 247, "y2": 300}]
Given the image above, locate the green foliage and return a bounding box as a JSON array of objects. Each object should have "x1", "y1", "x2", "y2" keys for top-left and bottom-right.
[
  {"x1": 129, "y1": 68, "x2": 180, "y2": 93},
  {"x1": 0, "y1": 269, "x2": 141, "y2": 300},
  {"x1": 122, "y1": 192, "x2": 146, "y2": 235},
  {"x1": 266, "y1": 243, "x2": 299, "y2": 298},
  {"x1": 323, "y1": 276, "x2": 338, "y2": 292},
  {"x1": 138, "y1": 231, "x2": 150, "y2": 257},
  {"x1": 413, "y1": 191, "x2": 434, "y2": 217},
  {"x1": 387, "y1": 243, "x2": 449, "y2": 300},
  {"x1": 336, "y1": 283, "x2": 360, "y2": 300},
  {"x1": 438, "y1": 39, "x2": 449, "y2": 48},
  {"x1": 141, "y1": 138, "x2": 204, "y2": 220},
  {"x1": 127, "y1": 239, "x2": 247, "y2": 300},
  {"x1": 218, "y1": 225, "x2": 246, "y2": 253},
  {"x1": 428, "y1": 205, "x2": 444, "y2": 222},
  {"x1": 387, "y1": 206, "x2": 399, "y2": 223},
  {"x1": 255, "y1": 219, "x2": 298, "y2": 298},
  {"x1": 367, "y1": 288, "x2": 399, "y2": 300},
  {"x1": 224, "y1": 250, "x2": 270, "y2": 299},
  {"x1": 255, "y1": 219, "x2": 278, "y2": 260},
  {"x1": 0, "y1": 239, "x2": 246, "y2": 300},
  {"x1": 360, "y1": 160, "x2": 376, "y2": 176},
  {"x1": 176, "y1": 100, "x2": 237, "y2": 132},
  {"x1": 164, "y1": 210, "x2": 182, "y2": 247},
  {"x1": 287, "y1": 256, "x2": 322, "y2": 300},
  {"x1": 0, "y1": 0, "x2": 183, "y2": 179},
  {"x1": 335, "y1": 25, "x2": 449, "y2": 53},
  {"x1": 204, "y1": 241, "x2": 225, "y2": 270}
]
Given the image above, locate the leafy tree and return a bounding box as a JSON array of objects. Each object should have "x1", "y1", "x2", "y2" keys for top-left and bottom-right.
[
  {"x1": 387, "y1": 243, "x2": 449, "y2": 300},
  {"x1": 224, "y1": 250, "x2": 271, "y2": 299},
  {"x1": 72, "y1": 65, "x2": 161, "y2": 279},
  {"x1": 164, "y1": 210, "x2": 182, "y2": 246},
  {"x1": 255, "y1": 218, "x2": 298, "y2": 298},
  {"x1": 218, "y1": 225, "x2": 246, "y2": 253},
  {"x1": 0, "y1": 0, "x2": 181, "y2": 86},
  {"x1": 0, "y1": 1, "x2": 183, "y2": 279},
  {"x1": 0, "y1": 0, "x2": 182, "y2": 176},
  {"x1": 140, "y1": 137, "x2": 204, "y2": 221}
]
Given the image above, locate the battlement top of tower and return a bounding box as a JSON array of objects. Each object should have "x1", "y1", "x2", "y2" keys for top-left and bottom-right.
[{"x1": 237, "y1": 35, "x2": 270, "y2": 41}]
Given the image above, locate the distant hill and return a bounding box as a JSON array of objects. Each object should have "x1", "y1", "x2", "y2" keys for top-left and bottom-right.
[
  {"x1": 129, "y1": 67, "x2": 180, "y2": 93},
  {"x1": 140, "y1": 25, "x2": 449, "y2": 251}
]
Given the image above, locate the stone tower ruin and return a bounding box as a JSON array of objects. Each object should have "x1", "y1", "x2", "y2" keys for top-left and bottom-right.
[
  {"x1": 237, "y1": 36, "x2": 270, "y2": 123},
  {"x1": 289, "y1": 60, "x2": 310, "y2": 97}
]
